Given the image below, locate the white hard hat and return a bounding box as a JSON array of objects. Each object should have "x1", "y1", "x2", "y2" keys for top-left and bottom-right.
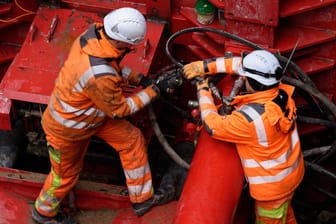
[
  {"x1": 103, "y1": 7, "x2": 146, "y2": 45},
  {"x1": 238, "y1": 50, "x2": 282, "y2": 86}
]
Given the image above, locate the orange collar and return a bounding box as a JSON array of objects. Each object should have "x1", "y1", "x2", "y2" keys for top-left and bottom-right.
[{"x1": 231, "y1": 87, "x2": 279, "y2": 107}]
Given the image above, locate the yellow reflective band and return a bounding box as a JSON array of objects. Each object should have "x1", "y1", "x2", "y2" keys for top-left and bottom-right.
[
  {"x1": 257, "y1": 201, "x2": 289, "y2": 224},
  {"x1": 48, "y1": 144, "x2": 60, "y2": 164}
]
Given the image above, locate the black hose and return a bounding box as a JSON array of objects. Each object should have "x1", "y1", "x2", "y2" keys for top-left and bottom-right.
[
  {"x1": 148, "y1": 105, "x2": 190, "y2": 169},
  {"x1": 154, "y1": 26, "x2": 336, "y2": 170},
  {"x1": 165, "y1": 27, "x2": 336, "y2": 119}
]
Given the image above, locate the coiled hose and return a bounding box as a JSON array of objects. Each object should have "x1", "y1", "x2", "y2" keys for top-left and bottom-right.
[{"x1": 152, "y1": 26, "x2": 336, "y2": 171}]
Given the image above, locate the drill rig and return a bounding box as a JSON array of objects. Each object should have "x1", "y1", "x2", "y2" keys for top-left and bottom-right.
[{"x1": 0, "y1": 0, "x2": 336, "y2": 223}]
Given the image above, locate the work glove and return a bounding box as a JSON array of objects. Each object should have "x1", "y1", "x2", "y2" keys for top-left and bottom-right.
[
  {"x1": 155, "y1": 74, "x2": 182, "y2": 94},
  {"x1": 183, "y1": 61, "x2": 205, "y2": 80},
  {"x1": 183, "y1": 60, "x2": 218, "y2": 80},
  {"x1": 156, "y1": 77, "x2": 174, "y2": 93},
  {"x1": 196, "y1": 78, "x2": 209, "y2": 91},
  {"x1": 139, "y1": 74, "x2": 155, "y2": 88}
]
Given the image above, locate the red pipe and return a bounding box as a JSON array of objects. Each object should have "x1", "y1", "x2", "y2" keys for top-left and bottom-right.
[{"x1": 173, "y1": 129, "x2": 244, "y2": 224}]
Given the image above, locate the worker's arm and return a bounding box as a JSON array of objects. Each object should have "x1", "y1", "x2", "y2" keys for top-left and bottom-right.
[
  {"x1": 86, "y1": 74, "x2": 159, "y2": 119},
  {"x1": 183, "y1": 56, "x2": 242, "y2": 80},
  {"x1": 120, "y1": 65, "x2": 153, "y2": 87},
  {"x1": 196, "y1": 79, "x2": 253, "y2": 144}
]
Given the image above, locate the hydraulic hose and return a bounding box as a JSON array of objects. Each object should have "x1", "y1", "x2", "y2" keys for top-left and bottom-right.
[
  {"x1": 165, "y1": 27, "x2": 336, "y2": 119},
  {"x1": 154, "y1": 26, "x2": 336, "y2": 170},
  {"x1": 148, "y1": 105, "x2": 190, "y2": 169},
  {"x1": 162, "y1": 26, "x2": 336, "y2": 217}
]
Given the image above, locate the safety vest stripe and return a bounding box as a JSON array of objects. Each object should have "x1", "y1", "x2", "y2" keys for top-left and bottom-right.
[
  {"x1": 125, "y1": 91, "x2": 152, "y2": 114},
  {"x1": 247, "y1": 153, "x2": 301, "y2": 185},
  {"x1": 239, "y1": 105, "x2": 268, "y2": 147},
  {"x1": 242, "y1": 128, "x2": 299, "y2": 169},
  {"x1": 292, "y1": 126, "x2": 299, "y2": 148},
  {"x1": 50, "y1": 98, "x2": 103, "y2": 129},
  {"x1": 73, "y1": 65, "x2": 117, "y2": 92},
  {"x1": 124, "y1": 163, "x2": 150, "y2": 180},
  {"x1": 55, "y1": 94, "x2": 105, "y2": 117},
  {"x1": 50, "y1": 99, "x2": 87, "y2": 129},
  {"x1": 127, "y1": 179, "x2": 153, "y2": 195},
  {"x1": 121, "y1": 66, "x2": 131, "y2": 79}
]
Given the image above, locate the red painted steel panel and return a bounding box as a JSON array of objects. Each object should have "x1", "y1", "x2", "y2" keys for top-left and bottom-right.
[
  {"x1": 0, "y1": 95, "x2": 11, "y2": 130},
  {"x1": 223, "y1": 0, "x2": 279, "y2": 26},
  {"x1": 0, "y1": 167, "x2": 177, "y2": 224},
  {"x1": 0, "y1": 7, "x2": 164, "y2": 105},
  {"x1": 280, "y1": 0, "x2": 336, "y2": 17},
  {"x1": 274, "y1": 26, "x2": 336, "y2": 53},
  {"x1": 225, "y1": 19, "x2": 274, "y2": 48},
  {"x1": 61, "y1": 0, "x2": 146, "y2": 14}
]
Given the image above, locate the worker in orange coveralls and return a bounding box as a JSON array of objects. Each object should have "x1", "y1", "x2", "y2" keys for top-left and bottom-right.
[
  {"x1": 32, "y1": 7, "x2": 171, "y2": 224},
  {"x1": 183, "y1": 50, "x2": 305, "y2": 224}
]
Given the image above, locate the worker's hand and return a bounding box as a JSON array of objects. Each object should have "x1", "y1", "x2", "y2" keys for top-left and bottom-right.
[
  {"x1": 156, "y1": 76, "x2": 176, "y2": 93},
  {"x1": 183, "y1": 61, "x2": 205, "y2": 80},
  {"x1": 139, "y1": 74, "x2": 155, "y2": 88},
  {"x1": 196, "y1": 78, "x2": 209, "y2": 91}
]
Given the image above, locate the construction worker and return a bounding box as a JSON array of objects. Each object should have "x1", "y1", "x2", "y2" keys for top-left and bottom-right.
[
  {"x1": 32, "y1": 7, "x2": 171, "y2": 223},
  {"x1": 183, "y1": 50, "x2": 305, "y2": 224}
]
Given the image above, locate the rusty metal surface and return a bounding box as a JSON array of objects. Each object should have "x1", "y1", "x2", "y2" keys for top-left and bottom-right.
[{"x1": 0, "y1": 6, "x2": 164, "y2": 105}]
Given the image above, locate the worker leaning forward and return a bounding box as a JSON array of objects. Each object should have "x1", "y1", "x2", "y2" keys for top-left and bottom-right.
[
  {"x1": 183, "y1": 50, "x2": 305, "y2": 224},
  {"x1": 32, "y1": 7, "x2": 172, "y2": 224}
]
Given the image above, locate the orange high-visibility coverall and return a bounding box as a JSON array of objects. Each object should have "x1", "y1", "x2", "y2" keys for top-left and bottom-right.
[
  {"x1": 197, "y1": 57, "x2": 305, "y2": 224},
  {"x1": 35, "y1": 23, "x2": 158, "y2": 217}
]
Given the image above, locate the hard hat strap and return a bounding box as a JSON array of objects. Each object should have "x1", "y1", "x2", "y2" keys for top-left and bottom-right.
[{"x1": 242, "y1": 65, "x2": 276, "y2": 78}]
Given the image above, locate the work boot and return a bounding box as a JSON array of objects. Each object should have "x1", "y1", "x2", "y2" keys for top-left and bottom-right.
[
  {"x1": 31, "y1": 207, "x2": 78, "y2": 224},
  {"x1": 154, "y1": 185, "x2": 176, "y2": 205},
  {"x1": 132, "y1": 196, "x2": 160, "y2": 216}
]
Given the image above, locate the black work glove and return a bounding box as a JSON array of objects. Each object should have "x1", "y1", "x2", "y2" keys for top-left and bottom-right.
[
  {"x1": 156, "y1": 75, "x2": 182, "y2": 94},
  {"x1": 139, "y1": 74, "x2": 155, "y2": 88}
]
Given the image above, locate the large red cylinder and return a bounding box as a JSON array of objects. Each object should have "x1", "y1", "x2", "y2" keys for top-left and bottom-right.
[{"x1": 173, "y1": 129, "x2": 244, "y2": 224}]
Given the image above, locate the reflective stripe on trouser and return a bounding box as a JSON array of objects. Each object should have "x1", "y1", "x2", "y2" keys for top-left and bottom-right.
[
  {"x1": 35, "y1": 139, "x2": 90, "y2": 217},
  {"x1": 95, "y1": 119, "x2": 153, "y2": 203},
  {"x1": 255, "y1": 193, "x2": 297, "y2": 224}
]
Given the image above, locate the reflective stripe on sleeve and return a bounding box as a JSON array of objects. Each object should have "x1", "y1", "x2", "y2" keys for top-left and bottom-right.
[
  {"x1": 125, "y1": 91, "x2": 152, "y2": 114},
  {"x1": 215, "y1": 57, "x2": 225, "y2": 73},
  {"x1": 199, "y1": 94, "x2": 217, "y2": 121},
  {"x1": 136, "y1": 91, "x2": 151, "y2": 106},
  {"x1": 125, "y1": 98, "x2": 138, "y2": 114},
  {"x1": 121, "y1": 66, "x2": 131, "y2": 79}
]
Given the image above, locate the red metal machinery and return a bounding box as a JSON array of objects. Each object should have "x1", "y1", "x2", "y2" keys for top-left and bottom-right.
[{"x1": 0, "y1": 0, "x2": 335, "y2": 223}]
